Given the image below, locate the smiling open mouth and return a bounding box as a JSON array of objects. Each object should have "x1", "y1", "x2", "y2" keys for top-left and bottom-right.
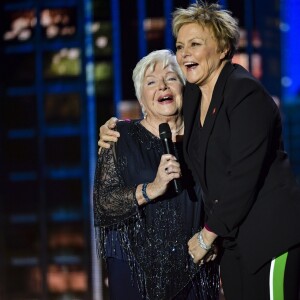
[
  {"x1": 158, "y1": 96, "x2": 173, "y2": 103},
  {"x1": 185, "y1": 62, "x2": 198, "y2": 69}
]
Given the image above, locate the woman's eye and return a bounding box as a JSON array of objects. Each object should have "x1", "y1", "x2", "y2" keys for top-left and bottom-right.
[
  {"x1": 167, "y1": 77, "x2": 177, "y2": 81},
  {"x1": 175, "y1": 45, "x2": 182, "y2": 51},
  {"x1": 147, "y1": 81, "x2": 155, "y2": 86}
]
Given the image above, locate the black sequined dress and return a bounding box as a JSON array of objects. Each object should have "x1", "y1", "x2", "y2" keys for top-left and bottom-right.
[{"x1": 93, "y1": 120, "x2": 219, "y2": 300}]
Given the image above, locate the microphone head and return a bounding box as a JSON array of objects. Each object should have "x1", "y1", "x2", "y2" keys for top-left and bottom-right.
[{"x1": 159, "y1": 123, "x2": 172, "y2": 139}]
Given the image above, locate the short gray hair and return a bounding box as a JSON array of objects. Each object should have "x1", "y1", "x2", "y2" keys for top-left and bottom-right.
[
  {"x1": 132, "y1": 49, "x2": 185, "y2": 101},
  {"x1": 172, "y1": 2, "x2": 240, "y2": 59}
]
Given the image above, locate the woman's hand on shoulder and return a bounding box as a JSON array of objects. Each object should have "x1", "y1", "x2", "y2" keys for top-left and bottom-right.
[{"x1": 98, "y1": 117, "x2": 119, "y2": 153}]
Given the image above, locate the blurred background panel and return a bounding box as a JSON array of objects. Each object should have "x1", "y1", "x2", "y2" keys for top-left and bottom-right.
[{"x1": 0, "y1": 0, "x2": 299, "y2": 300}]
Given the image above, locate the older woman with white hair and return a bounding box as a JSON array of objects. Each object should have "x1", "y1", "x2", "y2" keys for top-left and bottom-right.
[{"x1": 93, "y1": 49, "x2": 219, "y2": 300}]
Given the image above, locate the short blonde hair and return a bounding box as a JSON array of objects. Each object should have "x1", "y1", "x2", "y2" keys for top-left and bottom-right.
[
  {"x1": 132, "y1": 49, "x2": 185, "y2": 101},
  {"x1": 172, "y1": 1, "x2": 239, "y2": 59}
]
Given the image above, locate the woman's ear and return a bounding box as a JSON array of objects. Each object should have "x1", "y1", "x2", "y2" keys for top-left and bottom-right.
[
  {"x1": 139, "y1": 101, "x2": 147, "y2": 118},
  {"x1": 219, "y1": 48, "x2": 229, "y2": 60}
]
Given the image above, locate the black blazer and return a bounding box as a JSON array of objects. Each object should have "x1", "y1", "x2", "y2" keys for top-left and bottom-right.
[{"x1": 183, "y1": 62, "x2": 300, "y2": 273}]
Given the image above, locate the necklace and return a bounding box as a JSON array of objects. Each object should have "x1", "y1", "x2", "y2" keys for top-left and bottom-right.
[{"x1": 144, "y1": 118, "x2": 184, "y2": 135}]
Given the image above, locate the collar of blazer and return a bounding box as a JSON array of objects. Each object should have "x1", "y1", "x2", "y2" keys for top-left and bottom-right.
[{"x1": 183, "y1": 61, "x2": 235, "y2": 191}]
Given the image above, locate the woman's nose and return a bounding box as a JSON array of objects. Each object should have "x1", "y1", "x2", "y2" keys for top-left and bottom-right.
[
  {"x1": 159, "y1": 80, "x2": 168, "y2": 90},
  {"x1": 180, "y1": 47, "x2": 189, "y2": 58}
]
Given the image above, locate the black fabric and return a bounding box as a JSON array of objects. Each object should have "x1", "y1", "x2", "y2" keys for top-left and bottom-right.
[
  {"x1": 219, "y1": 244, "x2": 270, "y2": 300},
  {"x1": 93, "y1": 120, "x2": 220, "y2": 300},
  {"x1": 107, "y1": 257, "x2": 218, "y2": 300},
  {"x1": 107, "y1": 257, "x2": 143, "y2": 300},
  {"x1": 220, "y1": 244, "x2": 300, "y2": 300},
  {"x1": 284, "y1": 245, "x2": 300, "y2": 300},
  {"x1": 183, "y1": 62, "x2": 300, "y2": 274}
]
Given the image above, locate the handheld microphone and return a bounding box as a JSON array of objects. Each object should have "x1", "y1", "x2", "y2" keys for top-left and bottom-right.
[{"x1": 159, "y1": 123, "x2": 182, "y2": 194}]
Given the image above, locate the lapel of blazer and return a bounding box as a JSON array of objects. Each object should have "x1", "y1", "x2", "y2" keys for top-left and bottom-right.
[
  {"x1": 198, "y1": 62, "x2": 235, "y2": 191},
  {"x1": 183, "y1": 82, "x2": 200, "y2": 166}
]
